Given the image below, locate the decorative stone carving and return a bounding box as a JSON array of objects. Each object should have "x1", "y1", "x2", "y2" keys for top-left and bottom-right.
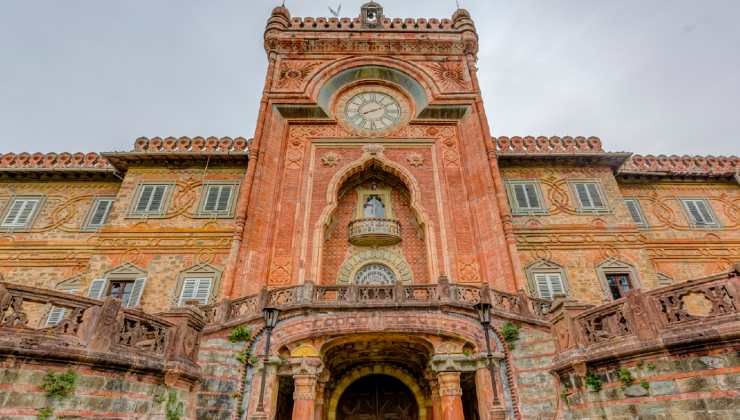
[
  {"x1": 362, "y1": 143, "x2": 385, "y2": 156},
  {"x1": 276, "y1": 60, "x2": 321, "y2": 90},
  {"x1": 320, "y1": 152, "x2": 341, "y2": 167},
  {"x1": 406, "y1": 152, "x2": 424, "y2": 168}
]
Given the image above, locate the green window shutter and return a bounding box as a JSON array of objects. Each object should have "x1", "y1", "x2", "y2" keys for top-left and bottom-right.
[
  {"x1": 625, "y1": 199, "x2": 645, "y2": 225},
  {"x1": 575, "y1": 183, "x2": 592, "y2": 208},
  {"x1": 694, "y1": 200, "x2": 714, "y2": 225},
  {"x1": 586, "y1": 183, "x2": 604, "y2": 208},
  {"x1": 147, "y1": 186, "x2": 166, "y2": 213},
  {"x1": 524, "y1": 184, "x2": 540, "y2": 209},
  {"x1": 204, "y1": 186, "x2": 220, "y2": 212},
  {"x1": 89, "y1": 199, "x2": 113, "y2": 227},
  {"x1": 136, "y1": 186, "x2": 154, "y2": 213},
  {"x1": 87, "y1": 279, "x2": 108, "y2": 299},
  {"x1": 513, "y1": 184, "x2": 528, "y2": 209},
  {"x1": 46, "y1": 307, "x2": 68, "y2": 326},
  {"x1": 126, "y1": 277, "x2": 147, "y2": 308},
  {"x1": 216, "y1": 186, "x2": 232, "y2": 212},
  {"x1": 684, "y1": 200, "x2": 704, "y2": 225}
]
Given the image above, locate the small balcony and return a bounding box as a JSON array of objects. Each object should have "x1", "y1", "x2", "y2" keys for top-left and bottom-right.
[{"x1": 348, "y1": 218, "x2": 402, "y2": 246}]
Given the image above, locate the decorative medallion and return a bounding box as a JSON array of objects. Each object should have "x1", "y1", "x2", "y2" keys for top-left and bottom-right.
[
  {"x1": 406, "y1": 152, "x2": 424, "y2": 168},
  {"x1": 276, "y1": 60, "x2": 321, "y2": 90},
  {"x1": 321, "y1": 152, "x2": 341, "y2": 167},
  {"x1": 362, "y1": 143, "x2": 385, "y2": 156},
  {"x1": 423, "y1": 61, "x2": 471, "y2": 91},
  {"x1": 335, "y1": 85, "x2": 412, "y2": 137}
]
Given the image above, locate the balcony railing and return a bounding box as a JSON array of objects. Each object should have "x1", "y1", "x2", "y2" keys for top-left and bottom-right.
[{"x1": 348, "y1": 217, "x2": 402, "y2": 245}]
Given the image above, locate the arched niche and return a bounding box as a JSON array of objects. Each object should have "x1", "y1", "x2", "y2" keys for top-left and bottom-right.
[{"x1": 317, "y1": 65, "x2": 429, "y2": 117}]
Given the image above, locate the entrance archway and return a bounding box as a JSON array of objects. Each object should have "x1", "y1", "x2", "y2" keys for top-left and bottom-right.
[{"x1": 336, "y1": 374, "x2": 419, "y2": 420}]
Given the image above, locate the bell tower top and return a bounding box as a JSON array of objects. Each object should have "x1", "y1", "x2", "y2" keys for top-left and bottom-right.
[{"x1": 360, "y1": 2, "x2": 383, "y2": 27}]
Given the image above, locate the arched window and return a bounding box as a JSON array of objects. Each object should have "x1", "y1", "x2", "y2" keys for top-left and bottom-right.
[
  {"x1": 354, "y1": 263, "x2": 396, "y2": 285},
  {"x1": 363, "y1": 195, "x2": 386, "y2": 218}
]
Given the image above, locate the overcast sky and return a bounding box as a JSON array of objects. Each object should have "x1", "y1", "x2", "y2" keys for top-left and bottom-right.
[{"x1": 1, "y1": 1, "x2": 738, "y2": 155}]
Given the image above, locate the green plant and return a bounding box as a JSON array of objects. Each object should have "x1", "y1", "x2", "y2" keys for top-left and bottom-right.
[
  {"x1": 165, "y1": 390, "x2": 184, "y2": 420},
  {"x1": 647, "y1": 363, "x2": 656, "y2": 371},
  {"x1": 617, "y1": 367, "x2": 634, "y2": 388},
  {"x1": 500, "y1": 322, "x2": 520, "y2": 350},
  {"x1": 584, "y1": 371, "x2": 602, "y2": 392},
  {"x1": 235, "y1": 349, "x2": 258, "y2": 365},
  {"x1": 41, "y1": 370, "x2": 77, "y2": 401},
  {"x1": 640, "y1": 379, "x2": 650, "y2": 390},
  {"x1": 37, "y1": 407, "x2": 53, "y2": 420},
  {"x1": 229, "y1": 325, "x2": 252, "y2": 343}
]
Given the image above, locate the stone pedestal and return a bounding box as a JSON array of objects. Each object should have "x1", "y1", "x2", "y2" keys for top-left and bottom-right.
[{"x1": 437, "y1": 371, "x2": 465, "y2": 420}]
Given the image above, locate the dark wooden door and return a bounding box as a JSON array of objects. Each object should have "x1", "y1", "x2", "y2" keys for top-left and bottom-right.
[{"x1": 337, "y1": 374, "x2": 418, "y2": 420}]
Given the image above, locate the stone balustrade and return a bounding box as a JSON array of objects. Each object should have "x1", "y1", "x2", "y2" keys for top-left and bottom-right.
[
  {"x1": 549, "y1": 265, "x2": 740, "y2": 370},
  {"x1": 202, "y1": 280, "x2": 550, "y2": 327},
  {"x1": 348, "y1": 217, "x2": 402, "y2": 245},
  {"x1": 0, "y1": 282, "x2": 203, "y2": 384}
]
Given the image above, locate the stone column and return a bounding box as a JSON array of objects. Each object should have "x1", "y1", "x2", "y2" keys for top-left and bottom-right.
[
  {"x1": 314, "y1": 372, "x2": 329, "y2": 420},
  {"x1": 429, "y1": 376, "x2": 442, "y2": 420},
  {"x1": 287, "y1": 357, "x2": 323, "y2": 420},
  {"x1": 292, "y1": 374, "x2": 318, "y2": 420},
  {"x1": 437, "y1": 372, "x2": 464, "y2": 420}
]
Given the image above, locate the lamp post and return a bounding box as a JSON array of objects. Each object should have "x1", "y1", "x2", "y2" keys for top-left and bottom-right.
[
  {"x1": 473, "y1": 288, "x2": 501, "y2": 406},
  {"x1": 255, "y1": 305, "x2": 280, "y2": 413}
]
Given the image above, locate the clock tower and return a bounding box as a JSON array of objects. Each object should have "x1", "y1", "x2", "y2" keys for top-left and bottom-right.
[{"x1": 227, "y1": 2, "x2": 522, "y2": 298}]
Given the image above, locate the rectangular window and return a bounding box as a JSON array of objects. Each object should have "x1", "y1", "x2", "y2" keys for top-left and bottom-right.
[
  {"x1": 83, "y1": 198, "x2": 114, "y2": 230},
  {"x1": 1, "y1": 197, "x2": 42, "y2": 229},
  {"x1": 605, "y1": 273, "x2": 633, "y2": 300},
  {"x1": 533, "y1": 272, "x2": 566, "y2": 300},
  {"x1": 86, "y1": 277, "x2": 146, "y2": 307},
  {"x1": 506, "y1": 181, "x2": 546, "y2": 214},
  {"x1": 131, "y1": 184, "x2": 170, "y2": 216},
  {"x1": 624, "y1": 198, "x2": 647, "y2": 227},
  {"x1": 681, "y1": 199, "x2": 719, "y2": 228},
  {"x1": 572, "y1": 182, "x2": 607, "y2": 211},
  {"x1": 198, "y1": 183, "x2": 237, "y2": 217},
  {"x1": 178, "y1": 277, "x2": 213, "y2": 305}
]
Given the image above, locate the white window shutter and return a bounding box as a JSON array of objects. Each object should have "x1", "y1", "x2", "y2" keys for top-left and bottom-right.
[
  {"x1": 46, "y1": 307, "x2": 68, "y2": 327},
  {"x1": 194, "y1": 278, "x2": 213, "y2": 304},
  {"x1": 127, "y1": 277, "x2": 147, "y2": 308},
  {"x1": 548, "y1": 274, "x2": 565, "y2": 296},
  {"x1": 534, "y1": 273, "x2": 552, "y2": 299},
  {"x1": 694, "y1": 201, "x2": 714, "y2": 225},
  {"x1": 87, "y1": 279, "x2": 108, "y2": 299},
  {"x1": 586, "y1": 183, "x2": 603, "y2": 208},
  {"x1": 3, "y1": 200, "x2": 25, "y2": 226},
  {"x1": 178, "y1": 278, "x2": 198, "y2": 305}
]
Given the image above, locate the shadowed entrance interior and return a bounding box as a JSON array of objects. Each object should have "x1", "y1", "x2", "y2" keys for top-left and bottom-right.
[{"x1": 337, "y1": 374, "x2": 418, "y2": 420}]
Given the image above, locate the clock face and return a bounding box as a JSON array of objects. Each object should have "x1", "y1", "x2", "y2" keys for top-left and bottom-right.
[{"x1": 343, "y1": 92, "x2": 402, "y2": 132}]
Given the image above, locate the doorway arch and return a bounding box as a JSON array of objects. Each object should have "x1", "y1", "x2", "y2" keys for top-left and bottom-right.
[
  {"x1": 336, "y1": 374, "x2": 419, "y2": 420},
  {"x1": 327, "y1": 364, "x2": 427, "y2": 420}
]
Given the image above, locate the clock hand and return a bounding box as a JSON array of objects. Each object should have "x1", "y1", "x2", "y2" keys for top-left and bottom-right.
[{"x1": 361, "y1": 106, "x2": 382, "y2": 115}]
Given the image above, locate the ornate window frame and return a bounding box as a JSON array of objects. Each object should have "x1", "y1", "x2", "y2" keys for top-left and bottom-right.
[
  {"x1": 82, "y1": 196, "x2": 115, "y2": 231},
  {"x1": 679, "y1": 198, "x2": 721, "y2": 229},
  {"x1": 354, "y1": 187, "x2": 394, "y2": 219},
  {"x1": 88, "y1": 263, "x2": 148, "y2": 308},
  {"x1": 127, "y1": 182, "x2": 174, "y2": 218},
  {"x1": 568, "y1": 180, "x2": 610, "y2": 214},
  {"x1": 196, "y1": 181, "x2": 240, "y2": 218},
  {"x1": 173, "y1": 263, "x2": 222, "y2": 306},
  {"x1": 504, "y1": 180, "x2": 547, "y2": 215},
  {"x1": 0, "y1": 195, "x2": 46, "y2": 231},
  {"x1": 524, "y1": 259, "x2": 569, "y2": 299},
  {"x1": 595, "y1": 258, "x2": 641, "y2": 301}
]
